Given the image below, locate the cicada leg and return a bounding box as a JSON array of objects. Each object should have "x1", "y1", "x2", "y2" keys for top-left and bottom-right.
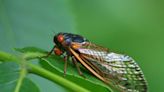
[
  {"x1": 63, "y1": 55, "x2": 69, "y2": 76},
  {"x1": 72, "y1": 56, "x2": 86, "y2": 78},
  {"x1": 42, "y1": 46, "x2": 55, "y2": 58}
]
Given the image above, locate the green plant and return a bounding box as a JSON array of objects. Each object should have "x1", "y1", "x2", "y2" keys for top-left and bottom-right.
[
  {"x1": 0, "y1": 47, "x2": 111, "y2": 92},
  {"x1": 1, "y1": 0, "x2": 164, "y2": 92}
]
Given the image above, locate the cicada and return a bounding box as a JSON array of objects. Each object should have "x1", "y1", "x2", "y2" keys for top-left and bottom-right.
[{"x1": 47, "y1": 32, "x2": 148, "y2": 92}]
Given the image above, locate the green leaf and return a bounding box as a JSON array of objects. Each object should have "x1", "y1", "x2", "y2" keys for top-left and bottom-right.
[
  {"x1": 0, "y1": 51, "x2": 88, "y2": 92},
  {"x1": 0, "y1": 62, "x2": 39, "y2": 92},
  {"x1": 15, "y1": 47, "x2": 47, "y2": 60},
  {"x1": 19, "y1": 78, "x2": 40, "y2": 92},
  {"x1": 15, "y1": 47, "x2": 46, "y2": 54},
  {"x1": 40, "y1": 57, "x2": 110, "y2": 92},
  {"x1": 16, "y1": 47, "x2": 111, "y2": 92}
]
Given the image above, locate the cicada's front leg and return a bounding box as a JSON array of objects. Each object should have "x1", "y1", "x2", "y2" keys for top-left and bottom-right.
[{"x1": 41, "y1": 46, "x2": 55, "y2": 58}]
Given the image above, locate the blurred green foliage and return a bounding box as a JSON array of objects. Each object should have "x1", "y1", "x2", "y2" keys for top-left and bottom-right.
[{"x1": 0, "y1": 0, "x2": 164, "y2": 92}]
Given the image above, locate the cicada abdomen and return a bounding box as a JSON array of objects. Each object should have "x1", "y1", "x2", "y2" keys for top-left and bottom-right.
[{"x1": 47, "y1": 32, "x2": 148, "y2": 92}]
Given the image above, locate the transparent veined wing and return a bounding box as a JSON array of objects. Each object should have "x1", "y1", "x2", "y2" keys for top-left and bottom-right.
[{"x1": 76, "y1": 42, "x2": 148, "y2": 92}]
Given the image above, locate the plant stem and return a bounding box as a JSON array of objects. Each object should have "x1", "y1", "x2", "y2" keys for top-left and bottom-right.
[
  {"x1": 14, "y1": 67, "x2": 27, "y2": 92},
  {"x1": 0, "y1": 51, "x2": 18, "y2": 62},
  {"x1": 28, "y1": 63, "x2": 90, "y2": 92}
]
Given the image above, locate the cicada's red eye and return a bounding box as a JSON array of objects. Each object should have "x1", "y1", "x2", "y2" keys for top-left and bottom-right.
[
  {"x1": 57, "y1": 35, "x2": 64, "y2": 43},
  {"x1": 54, "y1": 47, "x2": 63, "y2": 55}
]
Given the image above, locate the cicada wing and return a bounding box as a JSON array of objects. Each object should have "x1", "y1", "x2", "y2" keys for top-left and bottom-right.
[{"x1": 75, "y1": 43, "x2": 148, "y2": 92}]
